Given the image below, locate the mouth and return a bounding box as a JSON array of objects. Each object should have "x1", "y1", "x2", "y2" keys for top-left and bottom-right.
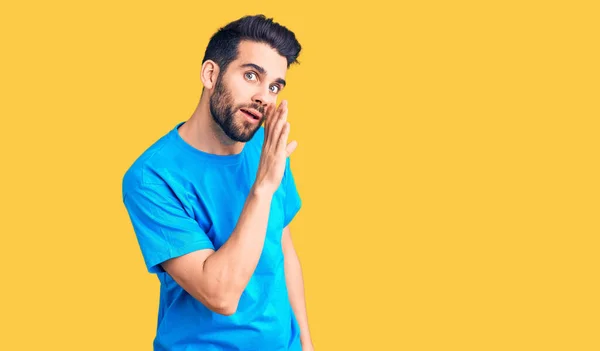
[{"x1": 239, "y1": 108, "x2": 262, "y2": 120}]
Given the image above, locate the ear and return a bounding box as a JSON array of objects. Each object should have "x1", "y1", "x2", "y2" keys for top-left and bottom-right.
[{"x1": 200, "y1": 60, "x2": 220, "y2": 89}]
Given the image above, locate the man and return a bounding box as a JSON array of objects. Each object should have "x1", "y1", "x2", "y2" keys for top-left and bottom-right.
[{"x1": 122, "y1": 14, "x2": 313, "y2": 351}]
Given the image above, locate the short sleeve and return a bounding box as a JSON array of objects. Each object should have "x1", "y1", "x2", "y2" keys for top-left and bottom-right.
[
  {"x1": 283, "y1": 158, "x2": 302, "y2": 228},
  {"x1": 123, "y1": 182, "x2": 215, "y2": 274}
]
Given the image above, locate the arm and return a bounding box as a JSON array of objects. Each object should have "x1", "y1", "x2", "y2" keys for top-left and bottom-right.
[
  {"x1": 282, "y1": 225, "x2": 313, "y2": 350},
  {"x1": 160, "y1": 101, "x2": 296, "y2": 316},
  {"x1": 161, "y1": 187, "x2": 273, "y2": 315}
]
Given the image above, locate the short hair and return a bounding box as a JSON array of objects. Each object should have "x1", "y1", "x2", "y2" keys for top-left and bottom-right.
[{"x1": 202, "y1": 14, "x2": 302, "y2": 74}]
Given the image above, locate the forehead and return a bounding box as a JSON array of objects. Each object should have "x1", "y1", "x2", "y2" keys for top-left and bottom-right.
[{"x1": 231, "y1": 40, "x2": 288, "y2": 79}]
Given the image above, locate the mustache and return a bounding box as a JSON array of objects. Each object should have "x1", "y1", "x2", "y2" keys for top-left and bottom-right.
[{"x1": 240, "y1": 103, "x2": 265, "y2": 115}]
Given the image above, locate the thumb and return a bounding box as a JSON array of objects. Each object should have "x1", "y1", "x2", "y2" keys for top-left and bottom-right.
[{"x1": 286, "y1": 140, "x2": 298, "y2": 157}]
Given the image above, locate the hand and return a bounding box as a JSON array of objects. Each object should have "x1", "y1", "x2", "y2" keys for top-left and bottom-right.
[{"x1": 253, "y1": 100, "x2": 297, "y2": 195}]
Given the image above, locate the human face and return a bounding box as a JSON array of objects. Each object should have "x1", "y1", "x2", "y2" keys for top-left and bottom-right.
[{"x1": 209, "y1": 40, "x2": 288, "y2": 142}]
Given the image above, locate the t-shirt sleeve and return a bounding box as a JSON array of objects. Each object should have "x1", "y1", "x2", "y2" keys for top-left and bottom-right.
[
  {"x1": 283, "y1": 157, "x2": 302, "y2": 228},
  {"x1": 123, "y1": 182, "x2": 215, "y2": 274}
]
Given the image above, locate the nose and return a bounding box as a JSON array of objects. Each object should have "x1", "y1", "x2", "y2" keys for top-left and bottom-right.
[{"x1": 251, "y1": 87, "x2": 274, "y2": 107}]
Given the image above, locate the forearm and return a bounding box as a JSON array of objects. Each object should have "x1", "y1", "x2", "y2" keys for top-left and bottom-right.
[
  {"x1": 284, "y1": 244, "x2": 313, "y2": 347},
  {"x1": 201, "y1": 186, "x2": 273, "y2": 309}
]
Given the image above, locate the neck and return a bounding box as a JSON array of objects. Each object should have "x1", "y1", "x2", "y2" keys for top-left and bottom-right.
[{"x1": 178, "y1": 93, "x2": 244, "y2": 156}]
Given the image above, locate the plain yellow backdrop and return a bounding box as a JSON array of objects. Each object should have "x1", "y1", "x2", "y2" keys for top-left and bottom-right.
[{"x1": 1, "y1": 0, "x2": 598, "y2": 350}]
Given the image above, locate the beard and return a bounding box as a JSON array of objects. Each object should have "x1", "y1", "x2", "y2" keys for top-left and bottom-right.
[{"x1": 209, "y1": 76, "x2": 266, "y2": 142}]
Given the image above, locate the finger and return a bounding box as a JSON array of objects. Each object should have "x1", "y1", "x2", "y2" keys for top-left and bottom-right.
[
  {"x1": 271, "y1": 101, "x2": 288, "y2": 145},
  {"x1": 262, "y1": 104, "x2": 272, "y2": 132},
  {"x1": 268, "y1": 100, "x2": 285, "y2": 137},
  {"x1": 264, "y1": 104, "x2": 276, "y2": 132},
  {"x1": 277, "y1": 121, "x2": 290, "y2": 153},
  {"x1": 286, "y1": 140, "x2": 298, "y2": 157}
]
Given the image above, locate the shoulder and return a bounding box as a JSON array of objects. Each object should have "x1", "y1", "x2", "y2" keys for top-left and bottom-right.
[{"x1": 122, "y1": 128, "x2": 180, "y2": 199}]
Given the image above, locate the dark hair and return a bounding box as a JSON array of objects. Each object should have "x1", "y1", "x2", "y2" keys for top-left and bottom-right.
[{"x1": 202, "y1": 14, "x2": 302, "y2": 74}]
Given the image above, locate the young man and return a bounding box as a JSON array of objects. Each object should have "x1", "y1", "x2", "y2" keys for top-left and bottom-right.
[{"x1": 122, "y1": 15, "x2": 313, "y2": 351}]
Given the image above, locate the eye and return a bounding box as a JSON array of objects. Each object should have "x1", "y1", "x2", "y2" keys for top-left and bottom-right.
[
  {"x1": 270, "y1": 85, "x2": 281, "y2": 94},
  {"x1": 244, "y1": 72, "x2": 257, "y2": 81}
]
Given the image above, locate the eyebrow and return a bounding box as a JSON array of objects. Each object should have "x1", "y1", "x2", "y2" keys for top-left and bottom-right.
[{"x1": 240, "y1": 63, "x2": 287, "y2": 87}]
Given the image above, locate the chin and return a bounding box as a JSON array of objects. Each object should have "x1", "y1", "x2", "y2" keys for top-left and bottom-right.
[
  {"x1": 240, "y1": 127, "x2": 261, "y2": 142},
  {"x1": 226, "y1": 127, "x2": 254, "y2": 143}
]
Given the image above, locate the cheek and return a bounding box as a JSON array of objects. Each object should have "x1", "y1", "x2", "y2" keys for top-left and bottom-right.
[
  {"x1": 230, "y1": 85, "x2": 253, "y2": 105},
  {"x1": 225, "y1": 74, "x2": 263, "y2": 105}
]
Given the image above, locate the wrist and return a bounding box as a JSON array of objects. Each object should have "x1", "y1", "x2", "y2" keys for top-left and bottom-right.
[{"x1": 250, "y1": 183, "x2": 275, "y2": 197}]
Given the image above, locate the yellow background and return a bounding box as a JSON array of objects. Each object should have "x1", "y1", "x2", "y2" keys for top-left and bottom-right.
[{"x1": 1, "y1": 0, "x2": 598, "y2": 350}]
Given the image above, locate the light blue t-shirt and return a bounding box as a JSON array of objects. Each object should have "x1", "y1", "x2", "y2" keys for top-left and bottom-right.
[{"x1": 122, "y1": 122, "x2": 302, "y2": 350}]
